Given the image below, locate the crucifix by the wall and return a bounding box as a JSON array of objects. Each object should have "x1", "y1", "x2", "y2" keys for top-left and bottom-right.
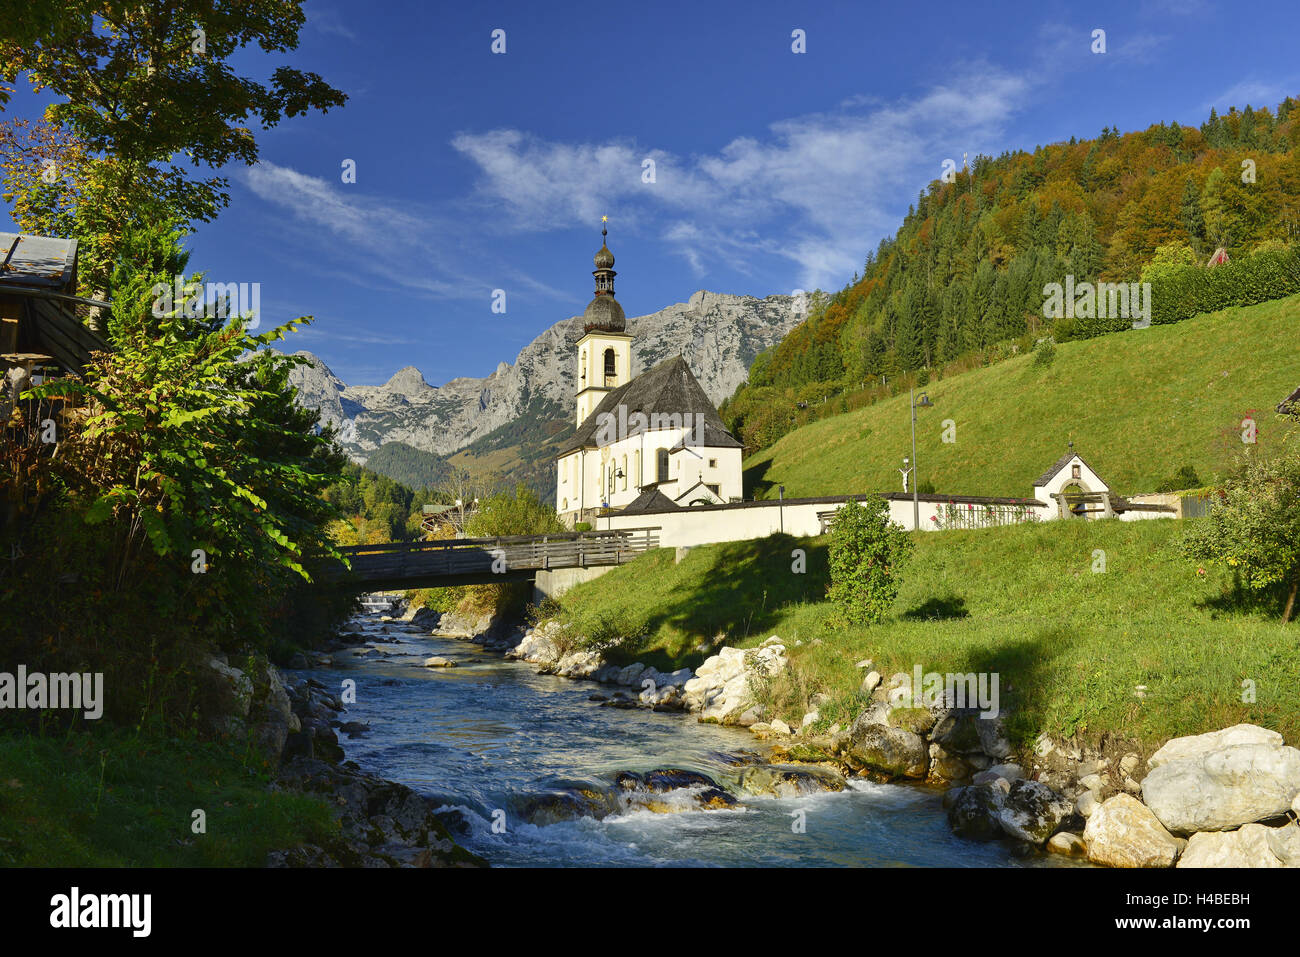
[{"x1": 899, "y1": 457, "x2": 912, "y2": 494}]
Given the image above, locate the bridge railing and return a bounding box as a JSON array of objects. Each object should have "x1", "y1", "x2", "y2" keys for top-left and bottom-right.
[{"x1": 331, "y1": 527, "x2": 661, "y2": 582}]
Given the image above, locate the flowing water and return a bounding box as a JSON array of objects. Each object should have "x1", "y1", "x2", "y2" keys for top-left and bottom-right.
[{"x1": 299, "y1": 611, "x2": 1086, "y2": 867}]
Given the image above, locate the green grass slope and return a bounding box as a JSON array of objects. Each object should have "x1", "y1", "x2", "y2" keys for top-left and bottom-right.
[
  {"x1": 743, "y1": 294, "x2": 1300, "y2": 499},
  {"x1": 549, "y1": 519, "x2": 1299, "y2": 754},
  {"x1": 0, "y1": 730, "x2": 338, "y2": 866}
]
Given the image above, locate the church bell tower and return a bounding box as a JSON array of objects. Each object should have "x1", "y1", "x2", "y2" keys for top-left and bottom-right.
[{"x1": 574, "y1": 216, "x2": 633, "y2": 426}]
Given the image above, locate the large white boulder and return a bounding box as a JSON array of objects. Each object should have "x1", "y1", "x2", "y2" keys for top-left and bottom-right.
[
  {"x1": 1148, "y1": 723, "x2": 1284, "y2": 768},
  {"x1": 1176, "y1": 824, "x2": 1285, "y2": 868},
  {"x1": 682, "y1": 638, "x2": 788, "y2": 722},
  {"x1": 1142, "y1": 732, "x2": 1300, "y2": 834},
  {"x1": 1083, "y1": 794, "x2": 1183, "y2": 868}
]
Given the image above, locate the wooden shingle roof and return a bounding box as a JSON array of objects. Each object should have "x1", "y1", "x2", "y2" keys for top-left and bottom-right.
[
  {"x1": 1034, "y1": 450, "x2": 1103, "y2": 488},
  {"x1": 558, "y1": 355, "x2": 742, "y2": 455}
]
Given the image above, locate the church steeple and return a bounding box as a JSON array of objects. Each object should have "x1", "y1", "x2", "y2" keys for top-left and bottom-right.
[
  {"x1": 583, "y1": 215, "x2": 626, "y2": 333},
  {"x1": 574, "y1": 216, "x2": 633, "y2": 428}
]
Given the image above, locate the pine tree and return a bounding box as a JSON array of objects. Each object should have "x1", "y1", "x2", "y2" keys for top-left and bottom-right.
[{"x1": 1180, "y1": 176, "x2": 1205, "y2": 249}]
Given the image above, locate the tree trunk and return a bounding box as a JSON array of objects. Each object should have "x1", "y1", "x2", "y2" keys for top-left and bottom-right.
[{"x1": 1284, "y1": 578, "x2": 1298, "y2": 624}]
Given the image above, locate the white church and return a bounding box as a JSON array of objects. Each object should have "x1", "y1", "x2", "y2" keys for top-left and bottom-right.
[{"x1": 555, "y1": 223, "x2": 744, "y2": 526}]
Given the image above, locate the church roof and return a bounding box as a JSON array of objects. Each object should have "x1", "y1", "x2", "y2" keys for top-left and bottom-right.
[
  {"x1": 559, "y1": 355, "x2": 743, "y2": 455},
  {"x1": 621, "y1": 487, "x2": 680, "y2": 513}
]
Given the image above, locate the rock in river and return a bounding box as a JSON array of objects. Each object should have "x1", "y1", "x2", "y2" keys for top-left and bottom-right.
[
  {"x1": 846, "y1": 719, "x2": 929, "y2": 779},
  {"x1": 738, "y1": 764, "x2": 847, "y2": 798},
  {"x1": 1083, "y1": 794, "x2": 1184, "y2": 868}
]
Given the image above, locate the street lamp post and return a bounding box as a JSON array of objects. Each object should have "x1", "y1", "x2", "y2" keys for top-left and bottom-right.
[
  {"x1": 606, "y1": 467, "x2": 624, "y2": 531},
  {"x1": 910, "y1": 388, "x2": 933, "y2": 531}
]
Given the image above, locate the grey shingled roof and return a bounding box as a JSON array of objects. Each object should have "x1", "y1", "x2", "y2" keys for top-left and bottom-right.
[
  {"x1": 1034, "y1": 450, "x2": 1102, "y2": 488},
  {"x1": 0, "y1": 233, "x2": 78, "y2": 290},
  {"x1": 621, "y1": 487, "x2": 680, "y2": 513},
  {"x1": 558, "y1": 355, "x2": 742, "y2": 455}
]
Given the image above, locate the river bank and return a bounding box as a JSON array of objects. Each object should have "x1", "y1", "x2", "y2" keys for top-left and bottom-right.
[{"x1": 418, "y1": 602, "x2": 1300, "y2": 868}]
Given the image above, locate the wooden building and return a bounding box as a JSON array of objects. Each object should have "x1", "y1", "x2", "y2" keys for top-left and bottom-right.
[{"x1": 1, "y1": 232, "x2": 110, "y2": 384}]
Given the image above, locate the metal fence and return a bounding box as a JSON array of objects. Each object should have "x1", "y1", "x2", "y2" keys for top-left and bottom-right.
[{"x1": 934, "y1": 502, "x2": 1041, "y2": 530}]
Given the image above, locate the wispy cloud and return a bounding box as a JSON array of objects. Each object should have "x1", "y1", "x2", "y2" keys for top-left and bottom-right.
[
  {"x1": 307, "y1": 7, "x2": 358, "y2": 42},
  {"x1": 1205, "y1": 78, "x2": 1299, "y2": 111},
  {"x1": 451, "y1": 64, "x2": 1030, "y2": 290},
  {"x1": 241, "y1": 161, "x2": 566, "y2": 304}
]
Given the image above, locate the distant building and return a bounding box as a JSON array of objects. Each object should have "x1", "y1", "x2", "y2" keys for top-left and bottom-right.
[{"x1": 555, "y1": 223, "x2": 743, "y2": 525}]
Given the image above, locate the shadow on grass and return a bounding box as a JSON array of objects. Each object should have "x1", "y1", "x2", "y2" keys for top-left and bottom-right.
[
  {"x1": 1193, "y1": 573, "x2": 1293, "y2": 621},
  {"x1": 902, "y1": 595, "x2": 969, "y2": 621},
  {"x1": 742, "y1": 458, "x2": 776, "y2": 500},
  {"x1": 944, "y1": 627, "x2": 1071, "y2": 749},
  {"x1": 603, "y1": 534, "x2": 831, "y2": 670}
]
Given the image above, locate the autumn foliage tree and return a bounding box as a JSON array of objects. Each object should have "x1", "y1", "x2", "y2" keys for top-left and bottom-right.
[{"x1": 0, "y1": 0, "x2": 346, "y2": 297}]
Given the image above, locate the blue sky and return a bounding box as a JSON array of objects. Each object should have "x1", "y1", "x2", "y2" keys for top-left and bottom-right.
[{"x1": 5, "y1": 0, "x2": 1299, "y2": 385}]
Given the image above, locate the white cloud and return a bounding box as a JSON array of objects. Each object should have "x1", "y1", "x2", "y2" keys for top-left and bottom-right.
[
  {"x1": 241, "y1": 161, "x2": 566, "y2": 303},
  {"x1": 1205, "y1": 78, "x2": 1298, "y2": 112},
  {"x1": 452, "y1": 64, "x2": 1029, "y2": 290}
]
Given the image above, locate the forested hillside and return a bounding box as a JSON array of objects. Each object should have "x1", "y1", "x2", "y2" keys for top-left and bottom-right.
[
  {"x1": 724, "y1": 100, "x2": 1300, "y2": 453},
  {"x1": 363, "y1": 440, "x2": 453, "y2": 491}
]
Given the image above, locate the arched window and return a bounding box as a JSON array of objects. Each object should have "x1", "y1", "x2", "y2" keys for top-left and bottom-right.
[
  {"x1": 604, "y1": 348, "x2": 616, "y2": 380},
  {"x1": 621, "y1": 455, "x2": 628, "y2": 490},
  {"x1": 633, "y1": 449, "x2": 641, "y2": 488},
  {"x1": 656, "y1": 448, "x2": 669, "y2": 484},
  {"x1": 580, "y1": 349, "x2": 587, "y2": 382}
]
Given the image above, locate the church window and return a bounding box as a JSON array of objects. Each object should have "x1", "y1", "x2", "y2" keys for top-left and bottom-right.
[
  {"x1": 708, "y1": 458, "x2": 717, "y2": 469},
  {"x1": 604, "y1": 348, "x2": 616, "y2": 381},
  {"x1": 1071, "y1": 464, "x2": 1081, "y2": 479},
  {"x1": 621, "y1": 455, "x2": 628, "y2": 490},
  {"x1": 656, "y1": 448, "x2": 669, "y2": 484}
]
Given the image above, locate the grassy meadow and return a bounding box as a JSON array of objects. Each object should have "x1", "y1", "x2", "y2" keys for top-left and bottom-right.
[
  {"x1": 0, "y1": 730, "x2": 339, "y2": 866},
  {"x1": 744, "y1": 293, "x2": 1300, "y2": 500},
  {"x1": 546, "y1": 517, "x2": 1300, "y2": 755}
]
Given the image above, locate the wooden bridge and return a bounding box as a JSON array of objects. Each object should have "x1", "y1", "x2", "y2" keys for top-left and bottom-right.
[{"x1": 326, "y1": 527, "x2": 660, "y2": 590}]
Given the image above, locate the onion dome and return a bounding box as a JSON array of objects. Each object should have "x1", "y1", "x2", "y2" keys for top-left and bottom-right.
[{"x1": 583, "y1": 217, "x2": 625, "y2": 333}]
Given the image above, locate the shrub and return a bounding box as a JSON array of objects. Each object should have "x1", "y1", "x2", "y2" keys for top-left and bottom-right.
[
  {"x1": 1182, "y1": 441, "x2": 1300, "y2": 622},
  {"x1": 1033, "y1": 341, "x2": 1056, "y2": 367},
  {"x1": 1149, "y1": 245, "x2": 1300, "y2": 325},
  {"x1": 826, "y1": 498, "x2": 913, "y2": 625},
  {"x1": 1155, "y1": 464, "x2": 1202, "y2": 494}
]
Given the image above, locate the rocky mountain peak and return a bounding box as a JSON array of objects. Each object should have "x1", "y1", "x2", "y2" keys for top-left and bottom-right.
[
  {"x1": 383, "y1": 366, "x2": 432, "y2": 395},
  {"x1": 289, "y1": 290, "x2": 802, "y2": 468}
]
